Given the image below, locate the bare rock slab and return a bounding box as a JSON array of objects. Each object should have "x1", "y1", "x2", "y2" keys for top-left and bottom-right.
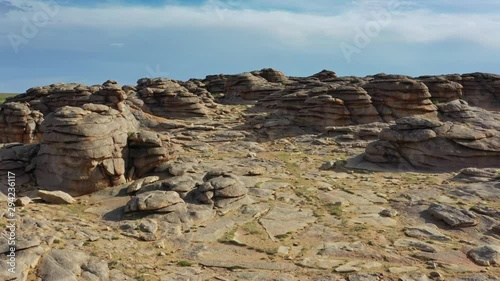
[
  {"x1": 468, "y1": 245, "x2": 500, "y2": 266},
  {"x1": 427, "y1": 203, "x2": 477, "y2": 227},
  {"x1": 259, "y1": 205, "x2": 316, "y2": 239},
  {"x1": 404, "y1": 224, "x2": 451, "y2": 241},
  {"x1": 38, "y1": 190, "x2": 76, "y2": 204}
]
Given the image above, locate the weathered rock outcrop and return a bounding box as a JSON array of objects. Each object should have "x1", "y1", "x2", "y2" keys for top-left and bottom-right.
[
  {"x1": 449, "y1": 73, "x2": 500, "y2": 111},
  {"x1": 194, "y1": 170, "x2": 248, "y2": 208},
  {"x1": 418, "y1": 75, "x2": 463, "y2": 103},
  {"x1": 364, "y1": 116, "x2": 500, "y2": 171},
  {"x1": 257, "y1": 83, "x2": 380, "y2": 128},
  {"x1": 0, "y1": 143, "x2": 39, "y2": 194},
  {"x1": 34, "y1": 104, "x2": 138, "y2": 196},
  {"x1": 136, "y1": 78, "x2": 212, "y2": 117},
  {"x1": 128, "y1": 131, "x2": 172, "y2": 178},
  {"x1": 223, "y1": 72, "x2": 285, "y2": 103},
  {"x1": 309, "y1": 69, "x2": 338, "y2": 81},
  {"x1": 0, "y1": 102, "x2": 43, "y2": 144},
  {"x1": 7, "y1": 80, "x2": 127, "y2": 115},
  {"x1": 361, "y1": 76, "x2": 438, "y2": 122}
]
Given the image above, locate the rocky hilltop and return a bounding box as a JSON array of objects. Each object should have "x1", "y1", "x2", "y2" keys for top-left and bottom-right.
[{"x1": 1, "y1": 69, "x2": 499, "y2": 281}]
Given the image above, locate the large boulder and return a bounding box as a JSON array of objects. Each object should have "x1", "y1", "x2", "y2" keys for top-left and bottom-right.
[
  {"x1": 33, "y1": 104, "x2": 138, "y2": 196},
  {"x1": 193, "y1": 170, "x2": 249, "y2": 208}
]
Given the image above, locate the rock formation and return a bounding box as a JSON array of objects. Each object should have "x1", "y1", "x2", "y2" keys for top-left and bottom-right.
[
  {"x1": 128, "y1": 131, "x2": 172, "y2": 178},
  {"x1": 7, "y1": 80, "x2": 127, "y2": 115},
  {"x1": 364, "y1": 116, "x2": 500, "y2": 171},
  {"x1": 0, "y1": 143, "x2": 39, "y2": 194},
  {"x1": 449, "y1": 73, "x2": 500, "y2": 111},
  {"x1": 0, "y1": 102, "x2": 43, "y2": 144},
  {"x1": 34, "y1": 104, "x2": 137, "y2": 196},
  {"x1": 361, "y1": 76, "x2": 438, "y2": 122},
  {"x1": 418, "y1": 75, "x2": 463, "y2": 103},
  {"x1": 223, "y1": 72, "x2": 285, "y2": 103},
  {"x1": 136, "y1": 78, "x2": 212, "y2": 117},
  {"x1": 194, "y1": 170, "x2": 248, "y2": 208}
]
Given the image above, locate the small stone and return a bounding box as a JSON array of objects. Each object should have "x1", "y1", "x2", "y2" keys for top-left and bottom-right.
[
  {"x1": 15, "y1": 196, "x2": 31, "y2": 206},
  {"x1": 247, "y1": 152, "x2": 257, "y2": 158},
  {"x1": 320, "y1": 161, "x2": 335, "y2": 170},
  {"x1": 247, "y1": 167, "x2": 265, "y2": 176},
  {"x1": 379, "y1": 209, "x2": 398, "y2": 217},
  {"x1": 429, "y1": 271, "x2": 443, "y2": 280}
]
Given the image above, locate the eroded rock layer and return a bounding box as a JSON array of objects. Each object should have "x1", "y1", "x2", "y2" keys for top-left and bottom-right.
[{"x1": 34, "y1": 104, "x2": 138, "y2": 196}]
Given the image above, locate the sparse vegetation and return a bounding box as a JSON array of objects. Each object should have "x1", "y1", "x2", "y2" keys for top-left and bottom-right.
[
  {"x1": 177, "y1": 260, "x2": 194, "y2": 267},
  {"x1": 0, "y1": 93, "x2": 18, "y2": 104}
]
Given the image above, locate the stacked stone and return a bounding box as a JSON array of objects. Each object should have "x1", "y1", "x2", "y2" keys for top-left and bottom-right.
[
  {"x1": 122, "y1": 85, "x2": 145, "y2": 110},
  {"x1": 364, "y1": 117, "x2": 500, "y2": 171},
  {"x1": 0, "y1": 102, "x2": 43, "y2": 144},
  {"x1": 203, "y1": 74, "x2": 232, "y2": 95},
  {"x1": 179, "y1": 79, "x2": 217, "y2": 109},
  {"x1": 14, "y1": 83, "x2": 96, "y2": 114},
  {"x1": 34, "y1": 104, "x2": 136, "y2": 196},
  {"x1": 326, "y1": 85, "x2": 381, "y2": 124},
  {"x1": 8, "y1": 81, "x2": 128, "y2": 115},
  {"x1": 296, "y1": 95, "x2": 352, "y2": 127},
  {"x1": 452, "y1": 73, "x2": 500, "y2": 111},
  {"x1": 309, "y1": 69, "x2": 338, "y2": 82},
  {"x1": 194, "y1": 170, "x2": 248, "y2": 208},
  {"x1": 128, "y1": 131, "x2": 172, "y2": 178},
  {"x1": 90, "y1": 80, "x2": 128, "y2": 111},
  {"x1": 418, "y1": 75, "x2": 463, "y2": 103},
  {"x1": 437, "y1": 100, "x2": 477, "y2": 120},
  {"x1": 362, "y1": 77, "x2": 438, "y2": 122},
  {"x1": 136, "y1": 78, "x2": 210, "y2": 118},
  {"x1": 223, "y1": 72, "x2": 285, "y2": 103},
  {"x1": 0, "y1": 144, "x2": 39, "y2": 194},
  {"x1": 256, "y1": 79, "x2": 328, "y2": 109},
  {"x1": 251, "y1": 68, "x2": 289, "y2": 83}
]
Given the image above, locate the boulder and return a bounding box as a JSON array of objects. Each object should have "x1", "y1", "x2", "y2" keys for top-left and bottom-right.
[
  {"x1": 34, "y1": 105, "x2": 138, "y2": 196},
  {"x1": 427, "y1": 204, "x2": 477, "y2": 227},
  {"x1": 194, "y1": 171, "x2": 249, "y2": 208},
  {"x1": 128, "y1": 131, "x2": 172, "y2": 178},
  {"x1": 38, "y1": 190, "x2": 76, "y2": 204},
  {"x1": 124, "y1": 190, "x2": 186, "y2": 213}
]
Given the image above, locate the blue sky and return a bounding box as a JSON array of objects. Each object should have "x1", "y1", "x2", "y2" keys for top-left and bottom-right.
[{"x1": 0, "y1": 0, "x2": 499, "y2": 93}]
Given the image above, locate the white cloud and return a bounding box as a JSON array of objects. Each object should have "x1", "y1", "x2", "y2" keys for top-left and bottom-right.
[{"x1": 0, "y1": 0, "x2": 499, "y2": 50}]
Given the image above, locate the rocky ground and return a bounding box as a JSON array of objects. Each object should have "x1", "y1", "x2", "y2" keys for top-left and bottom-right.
[{"x1": 0, "y1": 69, "x2": 499, "y2": 280}]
